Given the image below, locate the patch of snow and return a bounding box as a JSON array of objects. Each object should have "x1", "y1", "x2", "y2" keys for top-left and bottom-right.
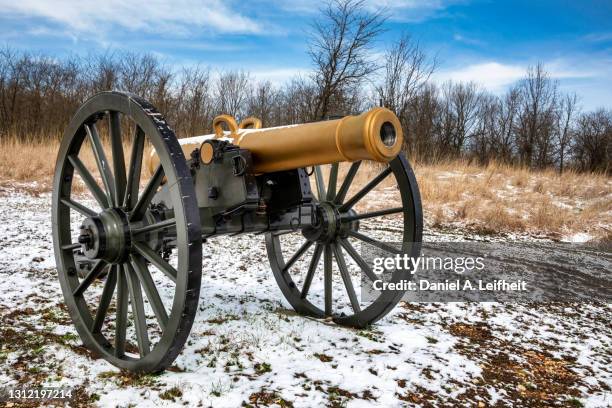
[{"x1": 562, "y1": 232, "x2": 593, "y2": 243}]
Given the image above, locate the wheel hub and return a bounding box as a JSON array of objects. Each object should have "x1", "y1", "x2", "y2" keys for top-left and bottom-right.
[
  {"x1": 79, "y1": 208, "x2": 131, "y2": 263},
  {"x1": 302, "y1": 202, "x2": 359, "y2": 243}
]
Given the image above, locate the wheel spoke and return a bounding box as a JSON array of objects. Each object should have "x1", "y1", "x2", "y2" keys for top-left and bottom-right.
[
  {"x1": 73, "y1": 259, "x2": 107, "y2": 297},
  {"x1": 68, "y1": 155, "x2": 109, "y2": 209},
  {"x1": 61, "y1": 243, "x2": 81, "y2": 251},
  {"x1": 124, "y1": 125, "x2": 145, "y2": 209},
  {"x1": 339, "y1": 166, "x2": 392, "y2": 211},
  {"x1": 132, "y1": 241, "x2": 177, "y2": 283},
  {"x1": 60, "y1": 198, "x2": 97, "y2": 218},
  {"x1": 339, "y1": 239, "x2": 379, "y2": 283},
  {"x1": 342, "y1": 207, "x2": 404, "y2": 222},
  {"x1": 109, "y1": 111, "x2": 127, "y2": 207},
  {"x1": 85, "y1": 124, "x2": 115, "y2": 206},
  {"x1": 91, "y1": 266, "x2": 117, "y2": 333},
  {"x1": 348, "y1": 230, "x2": 402, "y2": 255},
  {"x1": 132, "y1": 218, "x2": 176, "y2": 235},
  {"x1": 334, "y1": 161, "x2": 361, "y2": 204},
  {"x1": 282, "y1": 240, "x2": 313, "y2": 273},
  {"x1": 301, "y1": 243, "x2": 323, "y2": 299},
  {"x1": 115, "y1": 265, "x2": 128, "y2": 357},
  {"x1": 130, "y1": 165, "x2": 164, "y2": 221},
  {"x1": 130, "y1": 254, "x2": 168, "y2": 331},
  {"x1": 324, "y1": 244, "x2": 332, "y2": 316},
  {"x1": 326, "y1": 163, "x2": 338, "y2": 201},
  {"x1": 314, "y1": 166, "x2": 327, "y2": 201},
  {"x1": 124, "y1": 263, "x2": 151, "y2": 356},
  {"x1": 332, "y1": 243, "x2": 361, "y2": 313}
]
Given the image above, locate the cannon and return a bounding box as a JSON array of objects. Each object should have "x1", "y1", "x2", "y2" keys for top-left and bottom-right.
[{"x1": 52, "y1": 91, "x2": 422, "y2": 372}]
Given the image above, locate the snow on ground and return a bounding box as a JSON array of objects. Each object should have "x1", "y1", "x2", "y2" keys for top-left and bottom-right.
[
  {"x1": 563, "y1": 232, "x2": 595, "y2": 243},
  {"x1": 0, "y1": 188, "x2": 610, "y2": 407}
]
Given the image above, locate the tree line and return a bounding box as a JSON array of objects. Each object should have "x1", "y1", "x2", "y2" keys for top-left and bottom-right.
[{"x1": 0, "y1": 0, "x2": 609, "y2": 173}]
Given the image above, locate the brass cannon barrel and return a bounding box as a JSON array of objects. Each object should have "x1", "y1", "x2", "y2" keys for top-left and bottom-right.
[{"x1": 147, "y1": 107, "x2": 403, "y2": 174}]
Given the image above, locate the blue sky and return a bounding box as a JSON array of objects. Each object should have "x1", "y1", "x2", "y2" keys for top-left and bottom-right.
[{"x1": 1, "y1": 0, "x2": 610, "y2": 110}]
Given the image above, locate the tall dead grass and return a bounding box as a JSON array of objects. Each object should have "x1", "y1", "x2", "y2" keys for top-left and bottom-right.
[
  {"x1": 412, "y1": 159, "x2": 611, "y2": 240},
  {"x1": 1, "y1": 138, "x2": 610, "y2": 240},
  {"x1": 0, "y1": 136, "x2": 141, "y2": 194},
  {"x1": 0, "y1": 137, "x2": 59, "y2": 186}
]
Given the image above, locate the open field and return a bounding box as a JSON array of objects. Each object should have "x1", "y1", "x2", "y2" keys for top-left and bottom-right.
[
  {"x1": 2, "y1": 138, "x2": 609, "y2": 242},
  {"x1": 0, "y1": 190, "x2": 610, "y2": 407}
]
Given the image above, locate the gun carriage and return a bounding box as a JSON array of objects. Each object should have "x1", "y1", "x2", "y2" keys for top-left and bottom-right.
[{"x1": 52, "y1": 91, "x2": 422, "y2": 372}]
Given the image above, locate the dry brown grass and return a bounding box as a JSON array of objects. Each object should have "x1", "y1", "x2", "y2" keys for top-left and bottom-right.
[
  {"x1": 0, "y1": 137, "x2": 142, "y2": 194},
  {"x1": 1, "y1": 138, "x2": 611, "y2": 241},
  {"x1": 412, "y1": 159, "x2": 612, "y2": 240},
  {"x1": 0, "y1": 137, "x2": 59, "y2": 189}
]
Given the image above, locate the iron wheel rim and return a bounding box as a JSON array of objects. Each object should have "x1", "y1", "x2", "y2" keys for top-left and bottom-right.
[
  {"x1": 266, "y1": 155, "x2": 423, "y2": 328},
  {"x1": 51, "y1": 91, "x2": 202, "y2": 372}
]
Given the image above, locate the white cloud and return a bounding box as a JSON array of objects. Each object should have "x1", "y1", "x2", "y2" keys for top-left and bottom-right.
[
  {"x1": 434, "y1": 62, "x2": 525, "y2": 93},
  {"x1": 453, "y1": 33, "x2": 485, "y2": 46},
  {"x1": 582, "y1": 32, "x2": 612, "y2": 43},
  {"x1": 545, "y1": 60, "x2": 598, "y2": 80},
  {"x1": 0, "y1": 0, "x2": 262, "y2": 37},
  {"x1": 434, "y1": 60, "x2": 600, "y2": 94}
]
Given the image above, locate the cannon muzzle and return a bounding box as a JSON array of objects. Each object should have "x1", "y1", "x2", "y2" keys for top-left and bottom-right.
[{"x1": 147, "y1": 107, "x2": 403, "y2": 174}]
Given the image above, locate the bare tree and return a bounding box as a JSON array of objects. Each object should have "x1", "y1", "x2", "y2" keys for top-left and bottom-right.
[
  {"x1": 215, "y1": 70, "x2": 251, "y2": 120},
  {"x1": 573, "y1": 109, "x2": 611, "y2": 173},
  {"x1": 405, "y1": 83, "x2": 440, "y2": 161},
  {"x1": 472, "y1": 93, "x2": 498, "y2": 164},
  {"x1": 174, "y1": 66, "x2": 213, "y2": 137},
  {"x1": 281, "y1": 77, "x2": 319, "y2": 124},
  {"x1": 438, "y1": 81, "x2": 482, "y2": 156},
  {"x1": 554, "y1": 93, "x2": 579, "y2": 173},
  {"x1": 247, "y1": 81, "x2": 280, "y2": 127},
  {"x1": 376, "y1": 34, "x2": 436, "y2": 121},
  {"x1": 85, "y1": 52, "x2": 120, "y2": 94},
  {"x1": 309, "y1": 0, "x2": 386, "y2": 119},
  {"x1": 119, "y1": 53, "x2": 161, "y2": 97},
  {"x1": 496, "y1": 87, "x2": 521, "y2": 163},
  {"x1": 515, "y1": 63, "x2": 558, "y2": 167}
]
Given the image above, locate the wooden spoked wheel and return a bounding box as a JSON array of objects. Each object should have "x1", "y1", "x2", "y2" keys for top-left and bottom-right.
[
  {"x1": 52, "y1": 92, "x2": 202, "y2": 372},
  {"x1": 266, "y1": 156, "x2": 423, "y2": 327}
]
